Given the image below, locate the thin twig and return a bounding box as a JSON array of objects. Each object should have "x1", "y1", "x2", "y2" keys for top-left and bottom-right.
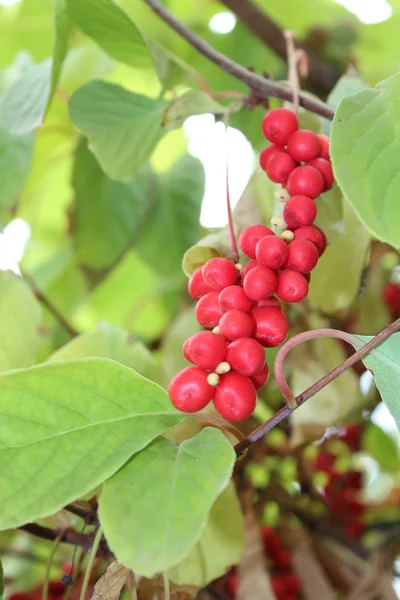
[
  {"x1": 64, "y1": 503, "x2": 91, "y2": 520},
  {"x1": 223, "y1": 119, "x2": 239, "y2": 262},
  {"x1": 19, "y1": 523, "x2": 93, "y2": 551},
  {"x1": 21, "y1": 269, "x2": 78, "y2": 338},
  {"x1": 141, "y1": 0, "x2": 335, "y2": 120},
  {"x1": 235, "y1": 317, "x2": 400, "y2": 456}
]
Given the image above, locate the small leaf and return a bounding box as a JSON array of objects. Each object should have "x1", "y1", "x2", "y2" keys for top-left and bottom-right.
[
  {"x1": 354, "y1": 333, "x2": 400, "y2": 432},
  {"x1": 363, "y1": 423, "x2": 400, "y2": 474},
  {"x1": 72, "y1": 138, "x2": 151, "y2": 270},
  {"x1": 69, "y1": 81, "x2": 167, "y2": 181},
  {"x1": 0, "y1": 128, "x2": 34, "y2": 211},
  {"x1": 314, "y1": 184, "x2": 344, "y2": 244},
  {"x1": 46, "y1": 0, "x2": 73, "y2": 115},
  {"x1": 99, "y1": 428, "x2": 236, "y2": 577},
  {"x1": 331, "y1": 71, "x2": 400, "y2": 248},
  {"x1": 0, "y1": 59, "x2": 51, "y2": 135},
  {"x1": 0, "y1": 358, "x2": 183, "y2": 530},
  {"x1": 67, "y1": 0, "x2": 152, "y2": 68},
  {"x1": 162, "y1": 91, "x2": 228, "y2": 130},
  {"x1": 0, "y1": 271, "x2": 41, "y2": 373},
  {"x1": 168, "y1": 483, "x2": 244, "y2": 587},
  {"x1": 91, "y1": 560, "x2": 129, "y2": 600},
  {"x1": 148, "y1": 42, "x2": 188, "y2": 92}
]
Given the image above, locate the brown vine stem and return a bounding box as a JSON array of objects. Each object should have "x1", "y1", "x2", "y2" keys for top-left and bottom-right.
[
  {"x1": 235, "y1": 317, "x2": 400, "y2": 456},
  {"x1": 141, "y1": 0, "x2": 335, "y2": 120},
  {"x1": 19, "y1": 523, "x2": 93, "y2": 550}
]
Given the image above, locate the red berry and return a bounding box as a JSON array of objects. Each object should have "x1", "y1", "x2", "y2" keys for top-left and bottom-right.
[
  {"x1": 315, "y1": 451, "x2": 336, "y2": 473},
  {"x1": 188, "y1": 267, "x2": 213, "y2": 299},
  {"x1": 274, "y1": 549, "x2": 292, "y2": 569},
  {"x1": 256, "y1": 235, "x2": 289, "y2": 269},
  {"x1": 259, "y1": 145, "x2": 285, "y2": 170},
  {"x1": 383, "y1": 282, "x2": 400, "y2": 314},
  {"x1": 250, "y1": 362, "x2": 270, "y2": 389},
  {"x1": 187, "y1": 331, "x2": 227, "y2": 370},
  {"x1": 251, "y1": 306, "x2": 289, "y2": 347},
  {"x1": 265, "y1": 152, "x2": 296, "y2": 184},
  {"x1": 345, "y1": 521, "x2": 365, "y2": 539},
  {"x1": 169, "y1": 367, "x2": 214, "y2": 412},
  {"x1": 202, "y1": 257, "x2": 238, "y2": 291},
  {"x1": 287, "y1": 129, "x2": 320, "y2": 162},
  {"x1": 339, "y1": 423, "x2": 363, "y2": 451},
  {"x1": 293, "y1": 225, "x2": 327, "y2": 256},
  {"x1": 307, "y1": 157, "x2": 334, "y2": 191},
  {"x1": 283, "y1": 195, "x2": 317, "y2": 230},
  {"x1": 219, "y1": 285, "x2": 254, "y2": 313},
  {"x1": 219, "y1": 309, "x2": 254, "y2": 341},
  {"x1": 241, "y1": 259, "x2": 259, "y2": 279},
  {"x1": 183, "y1": 337, "x2": 192, "y2": 361},
  {"x1": 286, "y1": 165, "x2": 324, "y2": 199},
  {"x1": 239, "y1": 225, "x2": 274, "y2": 259},
  {"x1": 257, "y1": 296, "x2": 281, "y2": 308},
  {"x1": 226, "y1": 570, "x2": 239, "y2": 598},
  {"x1": 271, "y1": 577, "x2": 286, "y2": 597},
  {"x1": 317, "y1": 133, "x2": 330, "y2": 160},
  {"x1": 226, "y1": 337, "x2": 265, "y2": 376},
  {"x1": 281, "y1": 573, "x2": 301, "y2": 594},
  {"x1": 262, "y1": 108, "x2": 299, "y2": 146},
  {"x1": 195, "y1": 291, "x2": 222, "y2": 327},
  {"x1": 287, "y1": 238, "x2": 319, "y2": 273},
  {"x1": 277, "y1": 269, "x2": 309, "y2": 302},
  {"x1": 213, "y1": 372, "x2": 257, "y2": 421},
  {"x1": 243, "y1": 265, "x2": 278, "y2": 301}
]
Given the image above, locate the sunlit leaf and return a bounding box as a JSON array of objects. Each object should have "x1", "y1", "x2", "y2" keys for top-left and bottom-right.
[
  {"x1": 363, "y1": 423, "x2": 400, "y2": 474},
  {"x1": 46, "y1": 0, "x2": 73, "y2": 115},
  {"x1": 0, "y1": 128, "x2": 34, "y2": 211}
]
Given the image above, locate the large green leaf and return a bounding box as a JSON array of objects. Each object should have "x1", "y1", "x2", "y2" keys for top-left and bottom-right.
[
  {"x1": 354, "y1": 333, "x2": 400, "y2": 432},
  {"x1": 331, "y1": 72, "x2": 400, "y2": 248},
  {"x1": 322, "y1": 69, "x2": 368, "y2": 135},
  {"x1": 0, "y1": 272, "x2": 41, "y2": 374},
  {"x1": 99, "y1": 427, "x2": 235, "y2": 576},
  {"x1": 136, "y1": 154, "x2": 204, "y2": 277},
  {"x1": 0, "y1": 59, "x2": 51, "y2": 135},
  {"x1": 0, "y1": 128, "x2": 34, "y2": 211},
  {"x1": 45, "y1": 0, "x2": 73, "y2": 116},
  {"x1": 72, "y1": 138, "x2": 150, "y2": 270},
  {"x1": 363, "y1": 423, "x2": 400, "y2": 474},
  {"x1": 66, "y1": 0, "x2": 153, "y2": 68},
  {"x1": 69, "y1": 81, "x2": 167, "y2": 181},
  {"x1": 162, "y1": 91, "x2": 228, "y2": 130},
  {"x1": 168, "y1": 483, "x2": 244, "y2": 587},
  {"x1": 0, "y1": 358, "x2": 183, "y2": 530}
]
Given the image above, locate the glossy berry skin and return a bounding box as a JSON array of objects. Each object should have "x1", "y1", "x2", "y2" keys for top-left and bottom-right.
[
  {"x1": 239, "y1": 224, "x2": 274, "y2": 259},
  {"x1": 283, "y1": 195, "x2": 317, "y2": 230},
  {"x1": 195, "y1": 291, "x2": 222, "y2": 328},
  {"x1": 250, "y1": 362, "x2": 270, "y2": 389},
  {"x1": 241, "y1": 259, "x2": 259, "y2": 279},
  {"x1": 219, "y1": 285, "x2": 254, "y2": 313},
  {"x1": 183, "y1": 337, "x2": 193, "y2": 361},
  {"x1": 219, "y1": 309, "x2": 254, "y2": 341},
  {"x1": 287, "y1": 129, "x2": 320, "y2": 162},
  {"x1": 262, "y1": 108, "x2": 299, "y2": 145},
  {"x1": 287, "y1": 238, "x2": 319, "y2": 273},
  {"x1": 213, "y1": 372, "x2": 257, "y2": 421},
  {"x1": 251, "y1": 306, "x2": 289, "y2": 347},
  {"x1": 243, "y1": 265, "x2": 278, "y2": 301},
  {"x1": 265, "y1": 152, "x2": 296, "y2": 184},
  {"x1": 307, "y1": 157, "x2": 334, "y2": 191},
  {"x1": 259, "y1": 145, "x2": 285, "y2": 170},
  {"x1": 226, "y1": 337, "x2": 266, "y2": 376},
  {"x1": 256, "y1": 234, "x2": 289, "y2": 269},
  {"x1": 187, "y1": 331, "x2": 227, "y2": 370},
  {"x1": 202, "y1": 257, "x2": 238, "y2": 291},
  {"x1": 257, "y1": 296, "x2": 281, "y2": 308},
  {"x1": 317, "y1": 133, "x2": 330, "y2": 160},
  {"x1": 286, "y1": 165, "x2": 324, "y2": 199},
  {"x1": 383, "y1": 282, "x2": 400, "y2": 315},
  {"x1": 188, "y1": 267, "x2": 213, "y2": 299},
  {"x1": 169, "y1": 367, "x2": 214, "y2": 412},
  {"x1": 293, "y1": 225, "x2": 327, "y2": 256},
  {"x1": 277, "y1": 269, "x2": 309, "y2": 302}
]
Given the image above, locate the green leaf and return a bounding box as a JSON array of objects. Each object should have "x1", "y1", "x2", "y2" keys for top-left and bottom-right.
[
  {"x1": 0, "y1": 128, "x2": 34, "y2": 211},
  {"x1": 168, "y1": 483, "x2": 244, "y2": 587},
  {"x1": 162, "y1": 91, "x2": 228, "y2": 130},
  {"x1": 99, "y1": 427, "x2": 235, "y2": 577},
  {"x1": 45, "y1": 0, "x2": 73, "y2": 115},
  {"x1": 0, "y1": 59, "x2": 51, "y2": 135},
  {"x1": 308, "y1": 202, "x2": 370, "y2": 313},
  {"x1": 72, "y1": 138, "x2": 150, "y2": 270},
  {"x1": 49, "y1": 323, "x2": 162, "y2": 384},
  {"x1": 314, "y1": 184, "x2": 344, "y2": 245},
  {"x1": 354, "y1": 333, "x2": 400, "y2": 432},
  {"x1": 0, "y1": 358, "x2": 183, "y2": 530},
  {"x1": 0, "y1": 271, "x2": 41, "y2": 374},
  {"x1": 322, "y1": 68, "x2": 368, "y2": 134},
  {"x1": 69, "y1": 81, "x2": 167, "y2": 181},
  {"x1": 0, "y1": 559, "x2": 3, "y2": 600},
  {"x1": 136, "y1": 154, "x2": 204, "y2": 277},
  {"x1": 331, "y1": 72, "x2": 400, "y2": 248},
  {"x1": 66, "y1": 0, "x2": 153, "y2": 68},
  {"x1": 363, "y1": 423, "x2": 400, "y2": 474},
  {"x1": 147, "y1": 42, "x2": 189, "y2": 92}
]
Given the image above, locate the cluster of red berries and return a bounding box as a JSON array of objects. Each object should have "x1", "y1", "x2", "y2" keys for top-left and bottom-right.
[
  {"x1": 168, "y1": 107, "x2": 334, "y2": 421},
  {"x1": 383, "y1": 280, "x2": 400, "y2": 318},
  {"x1": 226, "y1": 527, "x2": 301, "y2": 599}
]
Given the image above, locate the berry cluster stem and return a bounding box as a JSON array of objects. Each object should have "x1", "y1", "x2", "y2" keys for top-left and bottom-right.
[
  {"x1": 284, "y1": 30, "x2": 308, "y2": 114},
  {"x1": 224, "y1": 123, "x2": 239, "y2": 262},
  {"x1": 235, "y1": 317, "x2": 400, "y2": 456}
]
